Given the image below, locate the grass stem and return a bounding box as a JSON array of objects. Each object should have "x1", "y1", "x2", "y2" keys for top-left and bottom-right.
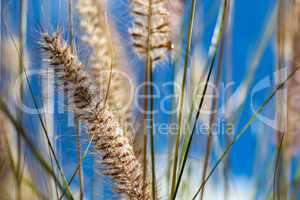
[
  {"x1": 172, "y1": 1, "x2": 228, "y2": 198},
  {"x1": 170, "y1": 0, "x2": 197, "y2": 198}
]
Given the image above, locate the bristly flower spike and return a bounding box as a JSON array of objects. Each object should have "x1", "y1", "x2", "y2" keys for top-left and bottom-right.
[
  {"x1": 129, "y1": 0, "x2": 173, "y2": 63},
  {"x1": 42, "y1": 32, "x2": 151, "y2": 200}
]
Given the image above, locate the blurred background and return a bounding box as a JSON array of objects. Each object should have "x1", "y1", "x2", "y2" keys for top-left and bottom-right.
[{"x1": 1, "y1": 0, "x2": 299, "y2": 199}]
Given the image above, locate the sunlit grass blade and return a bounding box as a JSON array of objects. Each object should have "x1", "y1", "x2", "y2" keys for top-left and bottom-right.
[
  {"x1": 170, "y1": 0, "x2": 198, "y2": 198},
  {"x1": 179, "y1": 0, "x2": 230, "y2": 168},
  {"x1": 173, "y1": 1, "x2": 229, "y2": 199},
  {"x1": 191, "y1": 65, "x2": 300, "y2": 200}
]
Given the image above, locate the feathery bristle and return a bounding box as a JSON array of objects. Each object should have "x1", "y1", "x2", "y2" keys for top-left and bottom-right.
[
  {"x1": 42, "y1": 32, "x2": 151, "y2": 200},
  {"x1": 129, "y1": 0, "x2": 172, "y2": 62}
]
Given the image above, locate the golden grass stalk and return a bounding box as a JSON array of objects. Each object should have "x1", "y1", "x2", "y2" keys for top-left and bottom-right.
[
  {"x1": 287, "y1": 0, "x2": 300, "y2": 161},
  {"x1": 273, "y1": 1, "x2": 289, "y2": 199},
  {"x1": 42, "y1": 32, "x2": 150, "y2": 200},
  {"x1": 270, "y1": 2, "x2": 300, "y2": 199},
  {"x1": 274, "y1": 3, "x2": 300, "y2": 198}
]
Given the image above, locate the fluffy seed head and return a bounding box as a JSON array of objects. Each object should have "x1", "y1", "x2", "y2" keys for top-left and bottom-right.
[
  {"x1": 129, "y1": 0, "x2": 172, "y2": 62},
  {"x1": 42, "y1": 32, "x2": 151, "y2": 200},
  {"x1": 77, "y1": 0, "x2": 111, "y2": 69}
]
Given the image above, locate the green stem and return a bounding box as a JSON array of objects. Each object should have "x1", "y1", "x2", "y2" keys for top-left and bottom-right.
[
  {"x1": 149, "y1": 58, "x2": 156, "y2": 199},
  {"x1": 199, "y1": 2, "x2": 230, "y2": 199},
  {"x1": 170, "y1": 0, "x2": 197, "y2": 198},
  {"x1": 199, "y1": 16, "x2": 227, "y2": 200},
  {"x1": 142, "y1": 65, "x2": 149, "y2": 198},
  {"x1": 172, "y1": 1, "x2": 228, "y2": 198},
  {"x1": 145, "y1": 0, "x2": 156, "y2": 199}
]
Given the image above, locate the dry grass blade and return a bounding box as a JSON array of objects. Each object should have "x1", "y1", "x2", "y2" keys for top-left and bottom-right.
[
  {"x1": 274, "y1": 2, "x2": 287, "y2": 199},
  {"x1": 273, "y1": 1, "x2": 300, "y2": 199},
  {"x1": 42, "y1": 32, "x2": 151, "y2": 200},
  {"x1": 287, "y1": 0, "x2": 300, "y2": 163}
]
